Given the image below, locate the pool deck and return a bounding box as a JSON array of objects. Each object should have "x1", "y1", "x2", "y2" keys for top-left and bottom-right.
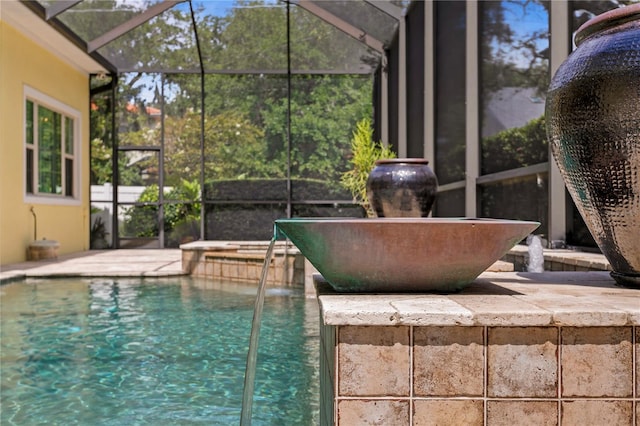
[
  {"x1": 0, "y1": 244, "x2": 613, "y2": 285},
  {"x1": 0, "y1": 249, "x2": 184, "y2": 283}
]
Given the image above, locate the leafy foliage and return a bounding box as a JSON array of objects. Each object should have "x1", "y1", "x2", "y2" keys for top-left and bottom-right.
[
  {"x1": 90, "y1": 138, "x2": 112, "y2": 184},
  {"x1": 480, "y1": 1, "x2": 550, "y2": 99},
  {"x1": 263, "y1": 75, "x2": 373, "y2": 184},
  {"x1": 481, "y1": 115, "x2": 547, "y2": 175},
  {"x1": 123, "y1": 180, "x2": 201, "y2": 246},
  {"x1": 90, "y1": 216, "x2": 109, "y2": 249},
  {"x1": 340, "y1": 118, "x2": 396, "y2": 216},
  {"x1": 163, "y1": 109, "x2": 275, "y2": 184}
]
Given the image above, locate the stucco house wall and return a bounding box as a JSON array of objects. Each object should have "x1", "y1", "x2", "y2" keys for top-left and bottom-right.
[{"x1": 0, "y1": 20, "x2": 91, "y2": 265}]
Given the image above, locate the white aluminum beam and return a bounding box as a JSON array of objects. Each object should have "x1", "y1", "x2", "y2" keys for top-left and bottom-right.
[
  {"x1": 397, "y1": 14, "x2": 407, "y2": 157},
  {"x1": 424, "y1": 1, "x2": 434, "y2": 168},
  {"x1": 465, "y1": 0, "x2": 479, "y2": 217},
  {"x1": 548, "y1": 0, "x2": 569, "y2": 245}
]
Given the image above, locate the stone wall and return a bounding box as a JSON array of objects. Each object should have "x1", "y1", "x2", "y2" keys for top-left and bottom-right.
[
  {"x1": 315, "y1": 272, "x2": 639, "y2": 425},
  {"x1": 321, "y1": 324, "x2": 637, "y2": 425},
  {"x1": 181, "y1": 241, "x2": 305, "y2": 287}
]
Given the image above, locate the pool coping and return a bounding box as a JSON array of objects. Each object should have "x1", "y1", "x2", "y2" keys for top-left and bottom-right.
[
  {"x1": 315, "y1": 270, "x2": 640, "y2": 327},
  {"x1": 0, "y1": 249, "x2": 185, "y2": 284}
]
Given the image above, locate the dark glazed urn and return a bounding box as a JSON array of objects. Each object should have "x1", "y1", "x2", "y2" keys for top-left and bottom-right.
[
  {"x1": 366, "y1": 158, "x2": 438, "y2": 217},
  {"x1": 545, "y1": 4, "x2": 640, "y2": 288}
]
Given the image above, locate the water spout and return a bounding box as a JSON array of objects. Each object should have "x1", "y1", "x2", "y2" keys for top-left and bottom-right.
[{"x1": 527, "y1": 235, "x2": 544, "y2": 273}]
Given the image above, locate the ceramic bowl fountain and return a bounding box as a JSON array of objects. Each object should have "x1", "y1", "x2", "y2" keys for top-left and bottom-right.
[{"x1": 275, "y1": 217, "x2": 539, "y2": 293}]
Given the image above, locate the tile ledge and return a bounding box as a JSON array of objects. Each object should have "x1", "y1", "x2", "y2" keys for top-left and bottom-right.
[{"x1": 315, "y1": 271, "x2": 640, "y2": 327}]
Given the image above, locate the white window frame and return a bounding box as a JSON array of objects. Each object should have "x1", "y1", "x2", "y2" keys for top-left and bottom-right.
[{"x1": 24, "y1": 85, "x2": 81, "y2": 206}]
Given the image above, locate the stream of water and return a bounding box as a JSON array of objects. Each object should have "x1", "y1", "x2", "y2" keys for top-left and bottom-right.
[{"x1": 240, "y1": 236, "x2": 278, "y2": 425}]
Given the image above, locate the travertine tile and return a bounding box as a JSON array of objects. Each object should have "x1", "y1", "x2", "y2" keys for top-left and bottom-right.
[
  {"x1": 337, "y1": 399, "x2": 409, "y2": 425},
  {"x1": 221, "y1": 261, "x2": 235, "y2": 278},
  {"x1": 247, "y1": 264, "x2": 259, "y2": 281},
  {"x1": 272, "y1": 265, "x2": 282, "y2": 283},
  {"x1": 393, "y1": 298, "x2": 475, "y2": 326},
  {"x1": 315, "y1": 272, "x2": 640, "y2": 328},
  {"x1": 413, "y1": 399, "x2": 483, "y2": 426},
  {"x1": 585, "y1": 295, "x2": 640, "y2": 324},
  {"x1": 194, "y1": 262, "x2": 205, "y2": 276},
  {"x1": 237, "y1": 263, "x2": 247, "y2": 280},
  {"x1": 338, "y1": 326, "x2": 410, "y2": 396},
  {"x1": 181, "y1": 251, "x2": 194, "y2": 263},
  {"x1": 212, "y1": 261, "x2": 221, "y2": 277},
  {"x1": 449, "y1": 295, "x2": 552, "y2": 326},
  {"x1": 319, "y1": 295, "x2": 475, "y2": 326},
  {"x1": 487, "y1": 400, "x2": 557, "y2": 426},
  {"x1": 413, "y1": 326, "x2": 484, "y2": 396},
  {"x1": 320, "y1": 297, "x2": 403, "y2": 326},
  {"x1": 487, "y1": 327, "x2": 558, "y2": 397},
  {"x1": 561, "y1": 327, "x2": 632, "y2": 397},
  {"x1": 562, "y1": 400, "x2": 633, "y2": 425},
  {"x1": 514, "y1": 294, "x2": 628, "y2": 326}
]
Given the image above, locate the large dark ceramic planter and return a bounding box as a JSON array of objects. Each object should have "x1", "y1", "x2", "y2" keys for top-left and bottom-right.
[
  {"x1": 366, "y1": 158, "x2": 438, "y2": 217},
  {"x1": 546, "y1": 4, "x2": 640, "y2": 287}
]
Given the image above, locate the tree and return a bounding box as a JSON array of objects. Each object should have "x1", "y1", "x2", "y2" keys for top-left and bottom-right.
[
  {"x1": 480, "y1": 1, "x2": 550, "y2": 98},
  {"x1": 163, "y1": 109, "x2": 276, "y2": 184},
  {"x1": 262, "y1": 75, "x2": 372, "y2": 184}
]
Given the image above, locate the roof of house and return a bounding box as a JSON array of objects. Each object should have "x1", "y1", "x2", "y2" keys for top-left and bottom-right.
[{"x1": 481, "y1": 87, "x2": 546, "y2": 138}]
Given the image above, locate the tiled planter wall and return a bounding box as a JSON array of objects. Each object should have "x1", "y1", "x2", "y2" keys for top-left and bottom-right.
[
  {"x1": 182, "y1": 243, "x2": 305, "y2": 286},
  {"x1": 321, "y1": 324, "x2": 638, "y2": 425}
]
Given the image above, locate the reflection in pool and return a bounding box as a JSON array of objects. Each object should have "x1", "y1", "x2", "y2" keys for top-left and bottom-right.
[{"x1": 0, "y1": 277, "x2": 319, "y2": 425}]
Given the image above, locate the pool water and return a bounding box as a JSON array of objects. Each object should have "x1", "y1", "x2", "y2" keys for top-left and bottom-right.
[{"x1": 0, "y1": 277, "x2": 319, "y2": 425}]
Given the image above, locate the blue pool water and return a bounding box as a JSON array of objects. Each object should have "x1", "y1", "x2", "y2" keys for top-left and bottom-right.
[{"x1": 0, "y1": 277, "x2": 319, "y2": 425}]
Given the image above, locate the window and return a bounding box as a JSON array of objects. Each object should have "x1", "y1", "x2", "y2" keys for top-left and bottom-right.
[
  {"x1": 25, "y1": 87, "x2": 80, "y2": 203},
  {"x1": 477, "y1": 0, "x2": 550, "y2": 236}
]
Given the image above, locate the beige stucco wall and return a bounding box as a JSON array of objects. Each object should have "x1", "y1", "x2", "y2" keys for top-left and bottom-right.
[{"x1": 0, "y1": 21, "x2": 90, "y2": 265}]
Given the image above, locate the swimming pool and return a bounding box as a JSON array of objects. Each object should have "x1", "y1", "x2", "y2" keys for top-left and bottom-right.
[{"x1": 0, "y1": 277, "x2": 319, "y2": 425}]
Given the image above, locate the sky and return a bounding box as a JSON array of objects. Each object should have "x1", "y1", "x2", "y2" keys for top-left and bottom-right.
[{"x1": 495, "y1": 0, "x2": 549, "y2": 69}]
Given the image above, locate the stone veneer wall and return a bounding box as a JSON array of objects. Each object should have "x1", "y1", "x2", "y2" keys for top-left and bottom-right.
[{"x1": 320, "y1": 324, "x2": 638, "y2": 425}]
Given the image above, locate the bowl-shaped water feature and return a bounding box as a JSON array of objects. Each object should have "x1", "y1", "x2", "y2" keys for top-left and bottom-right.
[{"x1": 276, "y1": 218, "x2": 539, "y2": 293}]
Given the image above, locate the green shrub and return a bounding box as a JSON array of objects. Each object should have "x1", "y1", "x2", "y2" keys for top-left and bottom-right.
[
  {"x1": 481, "y1": 115, "x2": 547, "y2": 174},
  {"x1": 340, "y1": 118, "x2": 396, "y2": 216},
  {"x1": 123, "y1": 180, "x2": 201, "y2": 242}
]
